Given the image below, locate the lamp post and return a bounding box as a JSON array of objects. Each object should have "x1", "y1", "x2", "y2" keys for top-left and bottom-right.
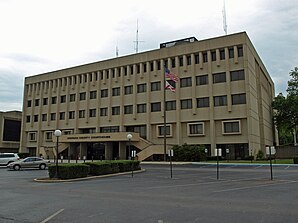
[
  {"x1": 54, "y1": 129, "x2": 62, "y2": 179},
  {"x1": 127, "y1": 133, "x2": 132, "y2": 160}
]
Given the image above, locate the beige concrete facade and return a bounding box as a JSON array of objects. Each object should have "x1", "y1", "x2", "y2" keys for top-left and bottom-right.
[
  {"x1": 20, "y1": 32, "x2": 275, "y2": 160},
  {"x1": 0, "y1": 111, "x2": 22, "y2": 153}
]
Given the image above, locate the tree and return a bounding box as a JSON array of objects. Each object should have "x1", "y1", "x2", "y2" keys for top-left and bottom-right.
[
  {"x1": 272, "y1": 67, "x2": 298, "y2": 145},
  {"x1": 287, "y1": 67, "x2": 298, "y2": 95}
]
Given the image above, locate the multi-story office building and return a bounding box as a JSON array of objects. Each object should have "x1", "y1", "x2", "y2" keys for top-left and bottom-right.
[
  {"x1": 0, "y1": 111, "x2": 22, "y2": 153},
  {"x1": 20, "y1": 32, "x2": 276, "y2": 160}
]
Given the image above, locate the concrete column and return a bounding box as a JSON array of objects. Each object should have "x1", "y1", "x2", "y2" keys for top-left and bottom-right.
[
  {"x1": 105, "y1": 142, "x2": 113, "y2": 160},
  {"x1": 119, "y1": 142, "x2": 126, "y2": 160}
]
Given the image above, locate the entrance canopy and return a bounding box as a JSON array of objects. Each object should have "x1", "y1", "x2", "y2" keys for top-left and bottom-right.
[{"x1": 55, "y1": 132, "x2": 140, "y2": 143}]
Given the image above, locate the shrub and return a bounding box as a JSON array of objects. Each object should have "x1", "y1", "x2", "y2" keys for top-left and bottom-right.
[
  {"x1": 293, "y1": 157, "x2": 298, "y2": 164},
  {"x1": 111, "y1": 160, "x2": 140, "y2": 172},
  {"x1": 172, "y1": 144, "x2": 207, "y2": 162},
  {"x1": 256, "y1": 150, "x2": 265, "y2": 160},
  {"x1": 86, "y1": 162, "x2": 113, "y2": 175},
  {"x1": 49, "y1": 164, "x2": 90, "y2": 179}
]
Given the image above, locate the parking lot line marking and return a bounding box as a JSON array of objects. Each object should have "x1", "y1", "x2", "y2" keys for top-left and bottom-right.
[
  {"x1": 40, "y1": 208, "x2": 64, "y2": 223},
  {"x1": 213, "y1": 180, "x2": 298, "y2": 193}
]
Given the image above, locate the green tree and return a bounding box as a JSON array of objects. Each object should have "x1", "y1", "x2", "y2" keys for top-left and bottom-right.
[{"x1": 272, "y1": 67, "x2": 298, "y2": 145}]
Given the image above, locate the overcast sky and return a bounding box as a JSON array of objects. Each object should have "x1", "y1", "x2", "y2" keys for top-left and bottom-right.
[{"x1": 0, "y1": 0, "x2": 297, "y2": 111}]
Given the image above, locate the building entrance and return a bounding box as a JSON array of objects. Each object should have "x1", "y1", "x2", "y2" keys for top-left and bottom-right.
[{"x1": 87, "y1": 143, "x2": 105, "y2": 160}]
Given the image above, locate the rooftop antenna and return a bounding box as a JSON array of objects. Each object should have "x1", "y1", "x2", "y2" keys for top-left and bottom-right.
[
  {"x1": 222, "y1": 0, "x2": 228, "y2": 35},
  {"x1": 133, "y1": 19, "x2": 144, "y2": 53},
  {"x1": 116, "y1": 42, "x2": 119, "y2": 57}
]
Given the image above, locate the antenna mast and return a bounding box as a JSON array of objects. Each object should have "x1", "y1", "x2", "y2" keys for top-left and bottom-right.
[
  {"x1": 222, "y1": 0, "x2": 228, "y2": 35},
  {"x1": 133, "y1": 19, "x2": 144, "y2": 53}
]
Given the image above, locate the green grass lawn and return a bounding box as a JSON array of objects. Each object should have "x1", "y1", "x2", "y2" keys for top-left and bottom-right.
[{"x1": 206, "y1": 159, "x2": 295, "y2": 164}]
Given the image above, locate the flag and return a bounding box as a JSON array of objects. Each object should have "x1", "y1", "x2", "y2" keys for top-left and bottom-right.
[
  {"x1": 165, "y1": 81, "x2": 176, "y2": 92},
  {"x1": 165, "y1": 67, "x2": 179, "y2": 82}
]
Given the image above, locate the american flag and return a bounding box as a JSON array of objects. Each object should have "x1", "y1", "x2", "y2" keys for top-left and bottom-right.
[{"x1": 165, "y1": 68, "x2": 179, "y2": 82}]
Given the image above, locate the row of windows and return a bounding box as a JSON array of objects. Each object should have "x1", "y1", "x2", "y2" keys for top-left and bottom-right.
[
  {"x1": 27, "y1": 70, "x2": 245, "y2": 108},
  {"x1": 27, "y1": 45, "x2": 243, "y2": 92},
  {"x1": 28, "y1": 120, "x2": 241, "y2": 142},
  {"x1": 26, "y1": 94, "x2": 246, "y2": 123}
]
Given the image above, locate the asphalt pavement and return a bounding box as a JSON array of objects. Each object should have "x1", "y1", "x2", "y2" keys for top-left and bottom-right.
[{"x1": 1, "y1": 163, "x2": 298, "y2": 223}]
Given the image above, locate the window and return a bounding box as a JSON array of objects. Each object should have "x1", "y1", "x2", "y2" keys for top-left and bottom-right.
[
  {"x1": 157, "y1": 124, "x2": 172, "y2": 137},
  {"x1": 214, "y1": 95, "x2": 227, "y2": 106},
  {"x1": 171, "y1": 58, "x2": 176, "y2": 68},
  {"x1": 232, "y1": 93, "x2": 246, "y2": 105},
  {"x1": 151, "y1": 82, "x2": 161, "y2": 91},
  {"x1": 203, "y1": 52, "x2": 208, "y2": 63},
  {"x1": 143, "y1": 63, "x2": 147, "y2": 72},
  {"x1": 100, "y1": 108, "x2": 108, "y2": 116},
  {"x1": 112, "y1": 106, "x2": 120, "y2": 115},
  {"x1": 223, "y1": 120, "x2": 241, "y2": 134},
  {"x1": 70, "y1": 94, "x2": 76, "y2": 102},
  {"x1": 80, "y1": 92, "x2": 86, "y2": 100},
  {"x1": 124, "y1": 85, "x2": 133, "y2": 95},
  {"x1": 60, "y1": 95, "x2": 66, "y2": 103},
  {"x1": 220, "y1": 49, "x2": 225, "y2": 60},
  {"x1": 180, "y1": 77, "x2": 192, "y2": 88},
  {"x1": 181, "y1": 99, "x2": 192, "y2": 109},
  {"x1": 151, "y1": 102, "x2": 161, "y2": 112},
  {"x1": 196, "y1": 75, "x2": 208, "y2": 85},
  {"x1": 35, "y1": 99, "x2": 39, "y2": 106},
  {"x1": 136, "y1": 64, "x2": 140, "y2": 74},
  {"x1": 157, "y1": 61, "x2": 161, "y2": 70},
  {"x1": 197, "y1": 97, "x2": 209, "y2": 108},
  {"x1": 101, "y1": 89, "x2": 108, "y2": 98},
  {"x1": 130, "y1": 65, "x2": 134, "y2": 74},
  {"x1": 166, "y1": 101, "x2": 176, "y2": 111},
  {"x1": 90, "y1": 91, "x2": 97, "y2": 99},
  {"x1": 43, "y1": 98, "x2": 48, "y2": 105},
  {"x1": 42, "y1": 114, "x2": 47, "y2": 121},
  {"x1": 150, "y1": 62, "x2": 154, "y2": 71},
  {"x1": 124, "y1": 105, "x2": 133, "y2": 114},
  {"x1": 89, "y1": 109, "x2": 96, "y2": 117},
  {"x1": 51, "y1": 97, "x2": 57, "y2": 104},
  {"x1": 69, "y1": 111, "x2": 75, "y2": 119},
  {"x1": 187, "y1": 55, "x2": 191, "y2": 65},
  {"x1": 188, "y1": 123, "x2": 204, "y2": 136},
  {"x1": 211, "y1": 51, "x2": 216, "y2": 61},
  {"x1": 137, "y1": 104, "x2": 146, "y2": 113},
  {"x1": 213, "y1": 72, "x2": 226, "y2": 83},
  {"x1": 79, "y1": 110, "x2": 85, "y2": 118},
  {"x1": 27, "y1": 100, "x2": 32, "y2": 107},
  {"x1": 237, "y1": 46, "x2": 243, "y2": 57},
  {"x1": 112, "y1": 87, "x2": 120, "y2": 96},
  {"x1": 45, "y1": 132, "x2": 52, "y2": 141},
  {"x1": 59, "y1": 112, "x2": 65, "y2": 120},
  {"x1": 230, "y1": 70, "x2": 245, "y2": 81},
  {"x1": 195, "y1": 54, "x2": 199, "y2": 64},
  {"x1": 100, "y1": 126, "x2": 120, "y2": 133},
  {"x1": 179, "y1": 57, "x2": 183, "y2": 66},
  {"x1": 50, "y1": 113, "x2": 56, "y2": 121},
  {"x1": 34, "y1": 115, "x2": 38, "y2": 122},
  {"x1": 137, "y1": 84, "x2": 146, "y2": 93},
  {"x1": 26, "y1": 116, "x2": 30, "y2": 123},
  {"x1": 228, "y1": 47, "x2": 234, "y2": 58},
  {"x1": 29, "y1": 132, "x2": 36, "y2": 141}
]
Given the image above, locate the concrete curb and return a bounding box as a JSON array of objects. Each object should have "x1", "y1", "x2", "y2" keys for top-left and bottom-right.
[
  {"x1": 34, "y1": 169, "x2": 146, "y2": 183},
  {"x1": 192, "y1": 162, "x2": 298, "y2": 167}
]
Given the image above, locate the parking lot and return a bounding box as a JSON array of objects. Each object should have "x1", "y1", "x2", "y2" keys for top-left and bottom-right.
[{"x1": 1, "y1": 163, "x2": 298, "y2": 223}]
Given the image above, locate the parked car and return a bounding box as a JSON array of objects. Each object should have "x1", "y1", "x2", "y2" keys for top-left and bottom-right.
[
  {"x1": 7, "y1": 157, "x2": 50, "y2": 170},
  {"x1": 0, "y1": 153, "x2": 20, "y2": 166}
]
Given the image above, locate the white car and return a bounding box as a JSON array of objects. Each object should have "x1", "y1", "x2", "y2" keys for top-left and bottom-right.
[{"x1": 0, "y1": 153, "x2": 20, "y2": 166}]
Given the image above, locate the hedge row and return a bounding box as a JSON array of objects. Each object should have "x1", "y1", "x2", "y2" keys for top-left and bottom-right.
[{"x1": 48, "y1": 160, "x2": 140, "y2": 179}]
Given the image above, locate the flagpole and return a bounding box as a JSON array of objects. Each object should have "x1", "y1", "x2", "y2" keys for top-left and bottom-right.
[{"x1": 163, "y1": 65, "x2": 167, "y2": 161}]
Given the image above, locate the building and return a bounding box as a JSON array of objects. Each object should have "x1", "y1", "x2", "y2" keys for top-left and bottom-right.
[
  {"x1": 20, "y1": 32, "x2": 276, "y2": 160},
  {"x1": 0, "y1": 111, "x2": 22, "y2": 153}
]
